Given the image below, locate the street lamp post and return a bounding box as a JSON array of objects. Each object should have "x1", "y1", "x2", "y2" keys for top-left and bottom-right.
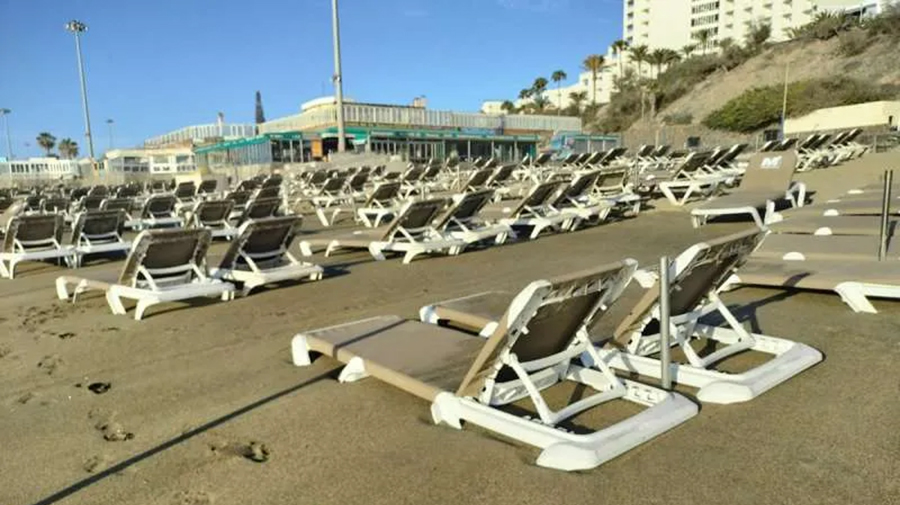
[
  {"x1": 331, "y1": 0, "x2": 346, "y2": 153},
  {"x1": 106, "y1": 118, "x2": 115, "y2": 151},
  {"x1": 65, "y1": 20, "x2": 96, "y2": 160},
  {"x1": 0, "y1": 109, "x2": 12, "y2": 161}
]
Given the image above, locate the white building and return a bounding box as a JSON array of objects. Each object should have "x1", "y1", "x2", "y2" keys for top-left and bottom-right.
[
  {"x1": 144, "y1": 121, "x2": 256, "y2": 148},
  {"x1": 0, "y1": 157, "x2": 86, "y2": 184},
  {"x1": 784, "y1": 100, "x2": 900, "y2": 134},
  {"x1": 624, "y1": 0, "x2": 897, "y2": 50},
  {"x1": 104, "y1": 147, "x2": 196, "y2": 175}
]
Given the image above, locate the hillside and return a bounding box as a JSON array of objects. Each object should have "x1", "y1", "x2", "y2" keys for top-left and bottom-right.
[{"x1": 657, "y1": 38, "x2": 900, "y2": 128}]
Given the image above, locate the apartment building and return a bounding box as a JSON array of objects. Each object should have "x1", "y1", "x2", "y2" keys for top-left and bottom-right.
[{"x1": 623, "y1": 0, "x2": 895, "y2": 49}]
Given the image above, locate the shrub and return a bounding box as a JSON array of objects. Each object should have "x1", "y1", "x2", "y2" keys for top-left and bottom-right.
[
  {"x1": 663, "y1": 112, "x2": 693, "y2": 125},
  {"x1": 703, "y1": 77, "x2": 899, "y2": 133},
  {"x1": 790, "y1": 12, "x2": 856, "y2": 41},
  {"x1": 837, "y1": 29, "x2": 873, "y2": 56},
  {"x1": 863, "y1": 4, "x2": 900, "y2": 40}
]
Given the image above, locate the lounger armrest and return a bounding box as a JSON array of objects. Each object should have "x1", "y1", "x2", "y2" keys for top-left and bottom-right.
[{"x1": 633, "y1": 269, "x2": 658, "y2": 289}]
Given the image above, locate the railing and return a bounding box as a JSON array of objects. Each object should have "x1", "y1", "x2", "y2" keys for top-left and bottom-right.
[
  {"x1": 144, "y1": 123, "x2": 257, "y2": 147},
  {"x1": 258, "y1": 103, "x2": 582, "y2": 134}
]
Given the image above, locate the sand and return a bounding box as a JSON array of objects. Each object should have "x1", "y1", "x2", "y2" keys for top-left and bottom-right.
[{"x1": 1, "y1": 152, "x2": 899, "y2": 505}]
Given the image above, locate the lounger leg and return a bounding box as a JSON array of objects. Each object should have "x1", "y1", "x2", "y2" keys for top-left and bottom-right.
[
  {"x1": 134, "y1": 298, "x2": 155, "y2": 321},
  {"x1": 325, "y1": 241, "x2": 342, "y2": 258},
  {"x1": 0, "y1": 259, "x2": 10, "y2": 279},
  {"x1": 298, "y1": 241, "x2": 314, "y2": 257},
  {"x1": 401, "y1": 247, "x2": 425, "y2": 264},
  {"x1": 315, "y1": 207, "x2": 330, "y2": 227},
  {"x1": 368, "y1": 243, "x2": 387, "y2": 262},
  {"x1": 291, "y1": 335, "x2": 313, "y2": 366},
  {"x1": 55, "y1": 277, "x2": 72, "y2": 300},
  {"x1": 835, "y1": 283, "x2": 878, "y2": 314},
  {"x1": 430, "y1": 392, "x2": 464, "y2": 429},
  {"x1": 337, "y1": 357, "x2": 369, "y2": 383},
  {"x1": 7, "y1": 259, "x2": 18, "y2": 280},
  {"x1": 659, "y1": 184, "x2": 678, "y2": 206},
  {"x1": 105, "y1": 290, "x2": 128, "y2": 316}
]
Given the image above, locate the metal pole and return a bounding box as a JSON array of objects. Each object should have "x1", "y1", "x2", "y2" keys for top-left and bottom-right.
[
  {"x1": 106, "y1": 119, "x2": 114, "y2": 150},
  {"x1": 659, "y1": 256, "x2": 672, "y2": 390},
  {"x1": 69, "y1": 25, "x2": 95, "y2": 160},
  {"x1": 331, "y1": 0, "x2": 346, "y2": 153},
  {"x1": 0, "y1": 109, "x2": 12, "y2": 160},
  {"x1": 878, "y1": 170, "x2": 893, "y2": 261},
  {"x1": 780, "y1": 62, "x2": 789, "y2": 141}
]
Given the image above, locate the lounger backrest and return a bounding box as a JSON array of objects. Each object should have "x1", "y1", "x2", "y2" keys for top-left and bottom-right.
[
  {"x1": 720, "y1": 143, "x2": 748, "y2": 164},
  {"x1": 595, "y1": 169, "x2": 627, "y2": 192},
  {"x1": 433, "y1": 189, "x2": 495, "y2": 229},
  {"x1": 119, "y1": 228, "x2": 212, "y2": 287},
  {"x1": 422, "y1": 164, "x2": 443, "y2": 181},
  {"x1": 82, "y1": 195, "x2": 105, "y2": 211},
  {"x1": 237, "y1": 179, "x2": 259, "y2": 192},
  {"x1": 195, "y1": 200, "x2": 234, "y2": 225},
  {"x1": 811, "y1": 134, "x2": 832, "y2": 150},
  {"x1": 737, "y1": 150, "x2": 799, "y2": 192},
  {"x1": 635, "y1": 145, "x2": 654, "y2": 157},
  {"x1": 843, "y1": 128, "x2": 862, "y2": 144},
  {"x1": 116, "y1": 185, "x2": 140, "y2": 198},
  {"x1": 613, "y1": 228, "x2": 764, "y2": 341},
  {"x1": 3, "y1": 214, "x2": 63, "y2": 252},
  {"x1": 142, "y1": 195, "x2": 177, "y2": 218},
  {"x1": 24, "y1": 195, "x2": 41, "y2": 211},
  {"x1": 554, "y1": 171, "x2": 601, "y2": 205},
  {"x1": 70, "y1": 210, "x2": 124, "y2": 244},
  {"x1": 242, "y1": 197, "x2": 281, "y2": 221},
  {"x1": 759, "y1": 140, "x2": 776, "y2": 152},
  {"x1": 198, "y1": 179, "x2": 218, "y2": 194},
  {"x1": 402, "y1": 165, "x2": 425, "y2": 183},
  {"x1": 465, "y1": 168, "x2": 493, "y2": 190},
  {"x1": 390, "y1": 198, "x2": 447, "y2": 234},
  {"x1": 70, "y1": 187, "x2": 89, "y2": 201},
  {"x1": 828, "y1": 131, "x2": 849, "y2": 147},
  {"x1": 262, "y1": 174, "x2": 282, "y2": 188},
  {"x1": 88, "y1": 186, "x2": 109, "y2": 197},
  {"x1": 365, "y1": 182, "x2": 401, "y2": 206},
  {"x1": 456, "y1": 260, "x2": 638, "y2": 397},
  {"x1": 41, "y1": 197, "x2": 70, "y2": 214},
  {"x1": 103, "y1": 198, "x2": 134, "y2": 212},
  {"x1": 516, "y1": 181, "x2": 563, "y2": 214},
  {"x1": 798, "y1": 134, "x2": 820, "y2": 150},
  {"x1": 226, "y1": 190, "x2": 251, "y2": 207},
  {"x1": 174, "y1": 182, "x2": 196, "y2": 200},
  {"x1": 776, "y1": 138, "x2": 798, "y2": 151},
  {"x1": 486, "y1": 164, "x2": 516, "y2": 186},
  {"x1": 347, "y1": 173, "x2": 369, "y2": 192},
  {"x1": 533, "y1": 153, "x2": 552, "y2": 166},
  {"x1": 218, "y1": 215, "x2": 300, "y2": 270},
  {"x1": 256, "y1": 186, "x2": 280, "y2": 199},
  {"x1": 321, "y1": 176, "x2": 346, "y2": 193}
]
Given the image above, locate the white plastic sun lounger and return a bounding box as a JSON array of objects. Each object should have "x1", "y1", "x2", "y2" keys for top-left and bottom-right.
[
  {"x1": 692, "y1": 151, "x2": 805, "y2": 228},
  {"x1": 753, "y1": 233, "x2": 896, "y2": 262},
  {"x1": 432, "y1": 189, "x2": 512, "y2": 247},
  {"x1": 188, "y1": 199, "x2": 237, "y2": 239},
  {"x1": 599, "y1": 229, "x2": 822, "y2": 403},
  {"x1": 293, "y1": 260, "x2": 697, "y2": 471},
  {"x1": 0, "y1": 214, "x2": 74, "y2": 279},
  {"x1": 724, "y1": 258, "x2": 900, "y2": 313},
  {"x1": 128, "y1": 194, "x2": 183, "y2": 230},
  {"x1": 211, "y1": 215, "x2": 323, "y2": 296},
  {"x1": 549, "y1": 170, "x2": 613, "y2": 230},
  {"x1": 480, "y1": 181, "x2": 575, "y2": 239},
  {"x1": 56, "y1": 228, "x2": 235, "y2": 320},
  {"x1": 69, "y1": 210, "x2": 131, "y2": 267},
  {"x1": 299, "y1": 198, "x2": 465, "y2": 264}
]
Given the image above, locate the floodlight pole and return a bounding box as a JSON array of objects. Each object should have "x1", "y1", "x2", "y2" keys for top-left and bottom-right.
[
  {"x1": 0, "y1": 109, "x2": 12, "y2": 160},
  {"x1": 659, "y1": 256, "x2": 672, "y2": 390},
  {"x1": 106, "y1": 118, "x2": 115, "y2": 150},
  {"x1": 780, "y1": 62, "x2": 789, "y2": 141},
  {"x1": 66, "y1": 20, "x2": 95, "y2": 160},
  {"x1": 331, "y1": 0, "x2": 347, "y2": 153},
  {"x1": 879, "y1": 170, "x2": 893, "y2": 261}
]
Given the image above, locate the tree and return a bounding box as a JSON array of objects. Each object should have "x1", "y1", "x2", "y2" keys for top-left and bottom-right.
[
  {"x1": 611, "y1": 39, "x2": 629, "y2": 88},
  {"x1": 532, "y1": 77, "x2": 549, "y2": 95},
  {"x1": 693, "y1": 29, "x2": 713, "y2": 55},
  {"x1": 254, "y1": 90, "x2": 266, "y2": 124},
  {"x1": 36, "y1": 132, "x2": 56, "y2": 156},
  {"x1": 500, "y1": 100, "x2": 516, "y2": 114},
  {"x1": 718, "y1": 36, "x2": 735, "y2": 52},
  {"x1": 551, "y1": 70, "x2": 567, "y2": 113},
  {"x1": 532, "y1": 94, "x2": 550, "y2": 113},
  {"x1": 746, "y1": 21, "x2": 772, "y2": 49},
  {"x1": 582, "y1": 54, "x2": 605, "y2": 104},
  {"x1": 58, "y1": 138, "x2": 79, "y2": 159},
  {"x1": 682, "y1": 44, "x2": 698, "y2": 59},
  {"x1": 648, "y1": 49, "x2": 667, "y2": 79},
  {"x1": 518, "y1": 88, "x2": 532, "y2": 101},
  {"x1": 568, "y1": 91, "x2": 588, "y2": 112},
  {"x1": 629, "y1": 44, "x2": 649, "y2": 77}
]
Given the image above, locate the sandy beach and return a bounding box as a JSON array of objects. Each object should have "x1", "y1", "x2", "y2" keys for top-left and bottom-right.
[{"x1": 2, "y1": 151, "x2": 899, "y2": 505}]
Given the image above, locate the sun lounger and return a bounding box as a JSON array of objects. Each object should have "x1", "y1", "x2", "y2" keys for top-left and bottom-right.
[
  {"x1": 211, "y1": 216, "x2": 323, "y2": 295},
  {"x1": 549, "y1": 170, "x2": 613, "y2": 229},
  {"x1": 724, "y1": 258, "x2": 900, "y2": 313},
  {"x1": 692, "y1": 150, "x2": 805, "y2": 228},
  {"x1": 236, "y1": 196, "x2": 280, "y2": 225},
  {"x1": 294, "y1": 260, "x2": 697, "y2": 471},
  {"x1": 56, "y1": 228, "x2": 235, "y2": 320},
  {"x1": 129, "y1": 195, "x2": 182, "y2": 230},
  {"x1": 601, "y1": 229, "x2": 822, "y2": 403},
  {"x1": 0, "y1": 214, "x2": 74, "y2": 279},
  {"x1": 69, "y1": 210, "x2": 130, "y2": 267},
  {"x1": 298, "y1": 198, "x2": 464, "y2": 264},
  {"x1": 769, "y1": 215, "x2": 895, "y2": 236},
  {"x1": 479, "y1": 181, "x2": 574, "y2": 239},
  {"x1": 189, "y1": 199, "x2": 237, "y2": 239},
  {"x1": 432, "y1": 189, "x2": 512, "y2": 247},
  {"x1": 753, "y1": 234, "x2": 895, "y2": 262}
]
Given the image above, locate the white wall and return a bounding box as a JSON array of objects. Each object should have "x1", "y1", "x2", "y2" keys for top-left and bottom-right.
[{"x1": 784, "y1": 100, "x2": 900, "y2": 134}]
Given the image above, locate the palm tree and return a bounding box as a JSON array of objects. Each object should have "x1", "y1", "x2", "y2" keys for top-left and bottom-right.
[
  {"x1": 611, "y1": 39, "x2": 629, "y2": 88},
  {"x1": 568, "y1": 91, "x2": 588, "y2": 112},
  {"x1": 648, "y1": 49, "x2": 667, "y2": 79},
  {"x1": 532, "y1": 77, "x2": 549, "y2": 95},
  {"x1": 58, "y1": 138, "x2": 79, "y2": 159},
  {"x1": 681, "y1": 44, "x2": 697, "y2": 59},
  {"x1": 500, "y1": 100, "x2": 516, "y2": 114},
  {"x1": 693, "y1": 29, "x2": 713, "y2": 55},
  {"x1": 532, "y1": 95, "x2": 550, "y2": 113},
  {"x1": 518, "y1": 88, "x2": 532, "y2": 102},
  {"x1": 582, "y1": 54, "x2": 605, "y2": 104},
  {"x1": 36, "y1": 132, "x2": 56, "y2": 156},
  {"x1": 629, "y1": 44, "x2": 649, "y2": 78},
  {"x1": 718, "y1": 37, "x2": 735, "y2": 52},
  {"x1": 662, "y1": 49, "x2": 682, "y2": 70},
  {"x1": 550, "y1": 70, "x2": 567, "y2": 113}
]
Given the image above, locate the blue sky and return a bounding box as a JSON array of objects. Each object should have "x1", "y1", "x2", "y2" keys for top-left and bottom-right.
[{"x1": 1, "y1": 0, "x2": 622, "y2": 157}]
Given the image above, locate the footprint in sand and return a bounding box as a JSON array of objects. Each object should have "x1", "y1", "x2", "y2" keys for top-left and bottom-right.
[
  {"x1": 173, "y1": 490, "x2": 214, "y2": 505},
  {"x1": 83, "y1": 454, "x2": 111, "y2": 473},
  {"x1": 89, "y1": 409, "x2": 135, "y2": 442},
  {"x1": 0, "y1": 344, "x2": 12, "y2": 358},
  {"x1": 37, "y1": 354, "x2": 64, "y2": 375},
  {"x1": 207, "y1": 440, "x2": 270, "y2": 463},
  {"x1": 16, "y1": 392, "x2": 36, "y2": 404}
]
